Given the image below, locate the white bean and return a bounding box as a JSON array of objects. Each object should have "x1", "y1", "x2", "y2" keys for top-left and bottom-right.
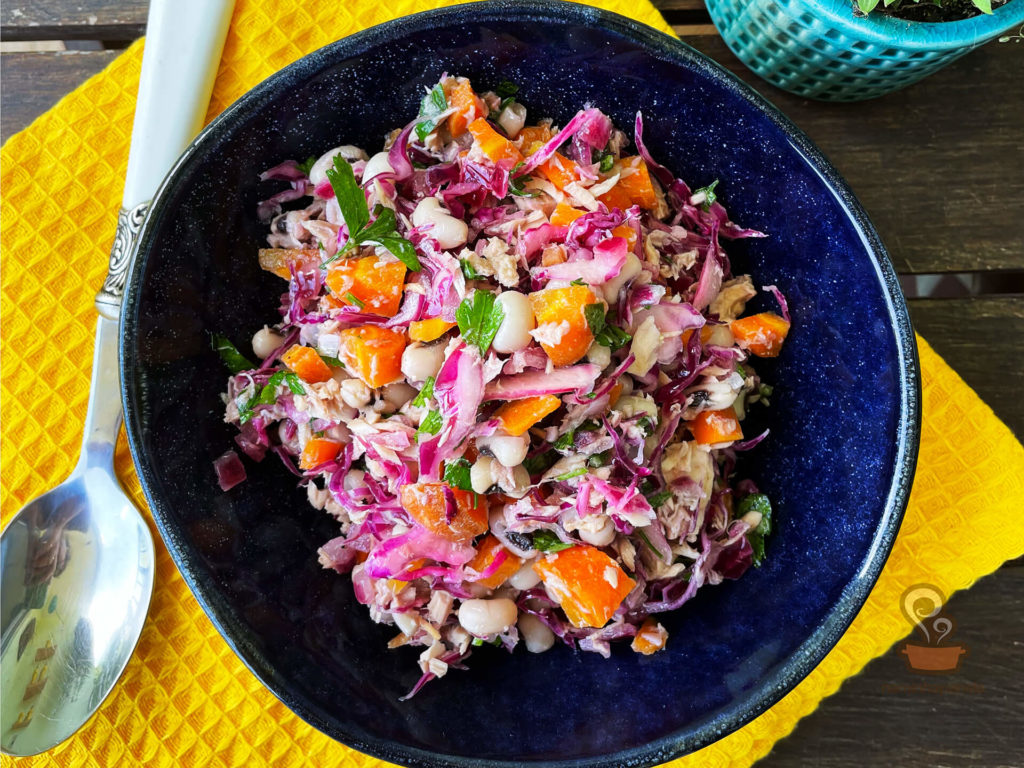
[
  {"x1": 252, "y1": 326, "x2": 284, "y2": 359},
  {"x1": 401, "y1": 342, "x2": 446, "y2": 382},
  {"x1": 458, "y1": 598, "x2": 518, "y2": 637},
  {"x1": 491, "y1": 291, "x2": 536, "y2": 354},
  {"x1": 602, "y1": 252, "x2": 643, "y2": 304},
  {"x1": 470, "y1": 456, "x2": 497, "y2": 494},
  {"x1": 508, "y1": 561, "x2": 541, "y2": 590},
  {"x1": 411, "y1": 197, "x2": 468, "y2": 251},
  {"x1": 340, "y1": 378, "x2": 372, "y2": 408},
  {"x1": 477, "y1": 432, "x2": 529, "y2": 467},
  {"x1": 496, "y1": 464, "x2": 531, "y2": 498},
  {"x1": 586, "y1": 343, "x2": 612, "y2": 369},
  {"x1": 362, "y1": 151, "x2": 394, "y2": 183},
  {"x1": 497, "y1": 102, "x2": 527, "y2": 139},
  {"x1": 579, "y1": 515, "x2": 616, "y2": 547},
  {"x1": 518, "y1": 613, "x2": 555, "y2": 653},
  {"x1": 308, "y1": 145, "x2": 368, "y2": 186},
  {"x1": 382, "y1": 382, "x2": 417, "y2": 411}
]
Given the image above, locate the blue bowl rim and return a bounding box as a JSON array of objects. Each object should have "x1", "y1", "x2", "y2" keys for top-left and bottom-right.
[
  {"x1": 121, "y1": 2, "x2": 922, "y2": 766},
  {"x1": 767, "y1": 0, "x2": 1024, "y2": 50}
]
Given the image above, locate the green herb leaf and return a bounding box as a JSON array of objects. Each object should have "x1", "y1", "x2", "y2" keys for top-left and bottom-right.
[
  {"x1": 455, "y1": 290, "x2": 505, "y2": 354},
  {"x1": 326, "y1": 155, "x2": 369, "y2": 236},
  {"x1": 644, "y1": 489, "x2": 673, "y2": 508},
  {"x1": 584, "y1": 304, "x2": 607, "y2": 337},
  {"x1": 594, "y1": 323, "x2": 632, "y2": 351},
  {"x1": 736, "y1": 362, "x2": 748, "y2": 380},
  {"x1": 555, "y1": 467, "x2": 587, "y2": 482},
  {"x1": 415, "y1": 82, "x2": 449, "y2": 143},
  {"x1": 694, "y1": 179, "x2": 720, "y2": 211},
  {"x1": 635, "y1": 528, "x2": 659, "y2": 554},
  {"x1": 553, "y1": 430, "x2": 575, "y2": 451},
  {"x1": 598, "y1": 152, "x2": 615, "y2": 173},
  {"x1": 320, "y1": 355, "x2": 345, "y2": 368},
  {"x1": 297, "y1": 156, "x2": 317, "y2": 176},
  {"x1": 211, "y1": 334, "x2": 255, "y2": 373},
  {"x1": 460, "y1": 258, "x2": 482, "y2": 280},
  {"x1": 532, "y1": 530, "x2": 573, "y2": 552},
  {"x1": 495, "y1": 80, "x2": 519, "y2": 99},
  {"x1": 237, "y1": 370, "x2": 305, "y2": 423},
  {"x1": 344, "y1": 292, "x2": 365, "y2": 309},
  {"x1": 738, "y1": 493, "x2": 773, "y2": 567},
  {"x1": 418, "y1": 410, "x2": 443, "y2": 437},
  {"x1": 411, "y1": 376, "x2": 436, "y2": 408},
  {"x1": 586, "y1": 450, "x2": 612, "y2": 468},
  {"x1": 267, "y1": 370, "x2": 306, "y2": 396},
  {"x1": 508, "y1": 173, "x2": 538, "y2": 198},
  {"x1": 570, "y1": 278, "x2": 586, "y2": 286},
  {"x1": 523, "y1": 450, "x2": 558, "y2": 476},
  {"x1": 442, "y1": 458, "x2": 474, "y2": 492},
  {"x1": 972, "y1": 0, "x2": 993, "y2": 13},
  {"x1": 857, "y1": 0, "x2": 881, "y2": 11}
]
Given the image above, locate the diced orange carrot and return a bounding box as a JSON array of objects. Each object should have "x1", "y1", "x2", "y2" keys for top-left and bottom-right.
[
  {"x1": 339, "y1": 325, "x2": 406, "y2": 388},
  {"x1": 409, "y1": 318, "x2": 456, "y2": 343},
  {"x1": 325, "y1": 256, "x2": 406, "y2": 317},
  {"x1": 533, "y1": 545, "x2": 636, "y2": 628},
  {"x1": 444, "y1": 78, "x2": 486, "y2": 137},
  {"x1": 549, "y1": 202, "x2": 586, "y2": 227},
  {"x1": 730, "y1": 312, "x2": 790, "y2": 358},
  {"x1": 468, "y1": 117, "x2": 524, "y2": 168},
  {"x1": 611, "y1": 224, "x2": 637, "y2": 250},
  {"x1": 631, "y1": 618, "x2": 668, "y2": 655},
  {"x1": 529, "y1": 285, "x2": 601, "y2": 367},
  {"x1": 599, "y1": 156, "x2": 657, "y2": 211},
  {"x1": 541, "y1": 244, "x2": 568, "y2": 266},
  {"x1": 689, "y1": 406, "x2": 744, "y2": 445},
  {"x1": 494, "y1": 395, "x2": 562, "y2": 436},
  {"x1": 399, "y1": 482, "x2": 489, "y2": 543},
  {"x1": 539, "y1": 152, "x2": 578, "y2": 191},
  {"x1": 282, "y1": 345, "x2": 333, "y2": 383},
  {"x1": 681, "y1": 326, "x2": 717, "y2": 346},
  {"x1": 466, "y1": 534, "x2": 523, "y2": 589},
  {"x1": 518, "y1": 125, "x2": 552, "y2": 156},
  {"x1": 609, "y1": 381, "x2": 624, "y2": 407},
  {"x1": 299, "y1": 438, "x2": 342, "y2": 470},
  {"x1": 258, "y1": 248, "x2": 319, "y2": 279}
]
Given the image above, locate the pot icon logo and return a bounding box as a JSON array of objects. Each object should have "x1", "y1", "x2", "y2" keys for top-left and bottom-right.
[{"x1": 899, "y1": 584, "x2": 966, "y2": 674}]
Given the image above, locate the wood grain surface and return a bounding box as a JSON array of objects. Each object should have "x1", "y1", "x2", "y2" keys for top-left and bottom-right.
[{"x1": 1, "y1": 2, "x2": 1022, "y2": 766}]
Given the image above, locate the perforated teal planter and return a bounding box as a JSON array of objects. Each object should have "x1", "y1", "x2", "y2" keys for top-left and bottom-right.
[{"x1": 706, "y1": 0, "x2": 1024, "y2": 101}]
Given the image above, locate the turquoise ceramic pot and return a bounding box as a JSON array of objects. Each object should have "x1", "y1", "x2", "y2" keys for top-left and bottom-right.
[{"x1": 706, "y1": 0, "x2": 1024, "y2": 100}]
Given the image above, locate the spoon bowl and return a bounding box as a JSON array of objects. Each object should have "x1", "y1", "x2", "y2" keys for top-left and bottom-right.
[{"x1": 0, "y1": 464, "x2": 155, "y2": 756}]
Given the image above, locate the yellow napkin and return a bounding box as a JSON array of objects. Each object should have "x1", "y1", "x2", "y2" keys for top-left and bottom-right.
[{"x1": 2, "y1": 1, "x2": 1022, "y2": 765}]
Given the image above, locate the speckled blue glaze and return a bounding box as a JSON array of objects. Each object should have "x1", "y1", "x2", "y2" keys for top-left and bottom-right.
[
  {"x1": 120, "y1": 3, "x2": 919, "y2": 766},
  {"x1": 706, "y1": 0, "x2": 1024, "y2": 101}
]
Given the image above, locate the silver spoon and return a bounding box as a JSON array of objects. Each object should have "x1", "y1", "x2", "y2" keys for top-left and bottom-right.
[{"x1": 0, "y1": 0, "x2": 234, "y2": 755}]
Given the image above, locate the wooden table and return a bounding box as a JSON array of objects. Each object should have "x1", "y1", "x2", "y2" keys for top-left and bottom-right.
[{"x1": 2, "y1": 1, "x2": 1021, "y2": 765}]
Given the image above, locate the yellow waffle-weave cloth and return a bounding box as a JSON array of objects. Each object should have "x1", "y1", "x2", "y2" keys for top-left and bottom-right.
[{"x1": 2, "y1": 1, "x2": 1023, "y2": 766}]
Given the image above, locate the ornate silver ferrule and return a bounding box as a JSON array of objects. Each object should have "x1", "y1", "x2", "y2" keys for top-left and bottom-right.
[{"x1": 95, "y1": 201, "x2": 149, "y2": 320}]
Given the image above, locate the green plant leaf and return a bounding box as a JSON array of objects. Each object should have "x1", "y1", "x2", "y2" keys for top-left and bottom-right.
[
  {"x1": 584, "y1": 304, "x2": 607, "y2": 337},
  {"x1": 972, "y1": 0, "x2": 993, "y2": 12},
  {"x1": 532, "y1": 530, "x2": 573, "y2": 552},
  {"x1": 411, "y1": 376, "x2": 436, "y2": 407},
  {"x1": 442, "y1": 458, "x2": 474, "y2": 491},
  {"x1": 455, "y1": 290, "x2": 504, "y2": 354},
  {"x1": 211, "y1": 334, "x2": 255, "y2": 373},
  {"x1": 415, "y1": 82, "x2": 449, "y2": 143},
  {"x1": 326, "y1": 155, "x2": 369, "y2": 236}
]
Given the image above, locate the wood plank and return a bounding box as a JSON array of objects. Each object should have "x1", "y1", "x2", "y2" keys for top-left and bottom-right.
[
  {"x1": 761, "y1": 568, "x2": 1024, "y2": 767},
  {"x1": 0, "y1": 0, "x2": 146, "y2": 41},
  {"x1": 0, "y1": 50, "x2": 118, "y2": 143},
  {"x1": 908, "y1": 296, "x2": 1024, "y2": 438},
  {"x1": 680, "y1": 34, "x2": 1024, "y2": 275}
]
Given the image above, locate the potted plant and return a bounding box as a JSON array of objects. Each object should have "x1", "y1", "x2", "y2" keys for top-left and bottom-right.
[{"x1": 705, "y1": 0, "x2": 1024, "y2": 100}]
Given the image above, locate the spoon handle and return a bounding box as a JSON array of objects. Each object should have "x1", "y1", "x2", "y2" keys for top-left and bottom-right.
[
  {"x1": 95, "y1": 0, "x2": 235, "y2": 321},
  {"x1": 76, "y1": 317, "x2": 123, "y2": 470}
]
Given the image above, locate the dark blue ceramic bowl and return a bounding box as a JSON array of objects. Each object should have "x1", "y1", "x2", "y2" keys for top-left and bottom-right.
[{"x1": 121, "y1": 2, "x2": 919, "y2": 766}]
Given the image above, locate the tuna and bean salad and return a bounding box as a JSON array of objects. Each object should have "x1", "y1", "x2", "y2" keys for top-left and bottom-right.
[{"x1": 213, "y1": 76, "x2": 790, "y2": 697}]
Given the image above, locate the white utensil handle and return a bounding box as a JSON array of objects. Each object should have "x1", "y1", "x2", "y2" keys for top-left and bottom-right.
[
  {"x1": 96, "y1": 0, "x2": 234, "y2": 319},
  {"x1": 124, "y1": 0, "x2": 234, "y2": 207}
]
